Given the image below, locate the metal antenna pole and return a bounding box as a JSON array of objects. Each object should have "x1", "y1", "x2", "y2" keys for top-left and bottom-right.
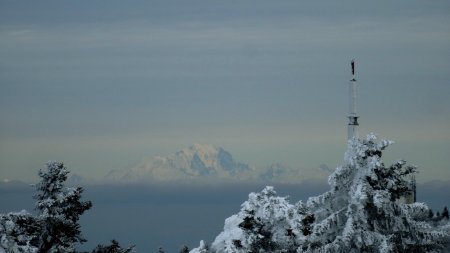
[{"x1": 348, "y1": 60, "x2": 359, "y2": 140}]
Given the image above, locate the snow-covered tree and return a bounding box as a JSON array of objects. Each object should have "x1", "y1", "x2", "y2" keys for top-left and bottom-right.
[
  {"x1": 190, "y1": 240, "x2": 209, "y2": 253},
  {"x1": 194, "y1": 186, "x2": 312, "y2": 253},
  {"x1": 0, "y1": 211, "x2": 40, "y2": 253},
  {"x1": 191, "y1": 134, "x2": 450, "y2": 253},
  {"x1": 34, "y1": 161, "x2": 92, "y2": 253},
  {"x1": 428, "y1": 209, "x2": 434, "y2": 220},
  {"x1": 1, "y1": 161, "x2": 92, "y2": 253},
  {"x1": 179, "y1": 245, "x2": 189, "y2": 253},
  {"x1": 1, "y1": 161, "x2": 137, "y2": 253},
  {"x1": 304, "y1": 134, "x2": 449, "y2": 252},
  {"x1": 90, "y1": 239, "x2": 134, "y2": 253},
  {"x1": 442, "y1": 207, "x2": 449, "y2": 220}
]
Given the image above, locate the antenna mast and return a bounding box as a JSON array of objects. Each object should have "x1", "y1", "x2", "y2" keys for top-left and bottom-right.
[{"x1": 348, "y1": 60, "x2": 359, "y2": 140}]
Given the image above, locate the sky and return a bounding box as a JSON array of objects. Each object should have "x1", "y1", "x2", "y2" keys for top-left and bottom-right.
[{"x1": 1, "y1": 0, "x2": 450, "y2": 183}]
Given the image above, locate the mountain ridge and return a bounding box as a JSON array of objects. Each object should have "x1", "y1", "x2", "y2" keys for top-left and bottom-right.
[{"x1": 105, "y1": 144, "x2": 303, "y2": 184}]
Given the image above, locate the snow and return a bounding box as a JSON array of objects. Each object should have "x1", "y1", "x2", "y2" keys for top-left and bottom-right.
[
  {"x1": 190, "y1": 240, "x2": 209, "y2": 253},
  {"x1": 2, "y1": 136, "x2": 449, "y2": 253},
  {"x1": 0, "y1": 211, "x2": 39, "y2": 253},
  {"x1": 106, "y1": 144, "x2": 255, "y2": 182},
  {"x1": 190, "y1": 134, "x2": 450, "y2": 253},
  {"x1": 1, "y1": 161, "x2": 91, "y2": 253},
  {"x1": 105, "y1": 144, "x2": 304, "y2": 184},
  {"x1": 207, "y1": 186, "x2": 309, "y2": 252}
]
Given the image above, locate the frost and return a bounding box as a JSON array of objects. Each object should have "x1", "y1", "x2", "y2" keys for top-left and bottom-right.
[
  {"x1": 204, "y1": 186, "x2": 311, "y2": 252},
  {"x1": 1, "y1": 161, "x2": 91, "y2": 253},
  {"x1": 0, "y1": 211, "x2": 39, "y2": 253},
  {"x1": 190, "y1": 240, "x2": 209, "y2": 253},
  {"x1": 191, "y1": 135, "x2": 450, "y2": 252}
]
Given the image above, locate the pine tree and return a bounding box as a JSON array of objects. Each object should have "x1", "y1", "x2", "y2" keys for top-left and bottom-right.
[
  {"x1": 179, "y1": 245, "x2": 189, "y2": 253},
  {"x1": 190, "y1": 240, "x2": 209, "y2": 253},
  {"x1": 91, "y1": 240, "x2": 134, "y2": 253},
  {"x1": 208, "y1": 186, "x2": 311, "y2": 253},
  {"x1": 304, "y1": 134, "x2": 449, "y2": 252},
  {"x1": 0, "y1": 210, "x2": 40, "y2": 252},
  {"x1": 1, "y1": 161, "x2": 135, "y2": 253},
  {"x1": 192, "y1": 134, "x2": 450, "y2": 253},
  {"x1": 442, "y1": 207, "x2": 449, "y2": 220},
  {"x1": 34, "y1": 161, "x2": 92, "y2": 253}
]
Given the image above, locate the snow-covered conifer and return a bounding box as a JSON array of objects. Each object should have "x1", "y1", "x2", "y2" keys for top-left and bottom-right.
[
  {"x1": 442, "y1": 207, "x2": 449, "y2": 220},
  {"x1": 0, "y1": 210, "x2": 40, "y2": 253},
  {"x1": 34, "y1": 161, "x2": 92, "y2": 253},
  {"x1": 179, "y1": 245, "x2": 189, "y2": 253},
  {"x1": 190, "y1": 240, "x2": 209, "y2": 253},
  {"x1": 0, "y1": 161, "x2": 135, "y2": 253},
  {"x1": 192, "y1": 134, "x2": 450, "y2": 253},
  {"x1": 91, "y1": 240, "x2": 134, "y2": 253},
  {"x1": 304, "y1": 134, "x2": 449, "y2": 252},
  {"x1": 202, "y1": 186, "x2": 312, "y2": 253},
  {"x1": 428, "y1": 209, "x2": 434, "y2": 220}
]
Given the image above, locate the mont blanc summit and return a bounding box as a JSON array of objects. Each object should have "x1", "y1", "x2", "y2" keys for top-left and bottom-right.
[
  {"x1": 105, "y1": 144, "x2": 305, "y2": 184},
  {"x1": 105, "y1": 144, "x2": 255, "y2": 183}
]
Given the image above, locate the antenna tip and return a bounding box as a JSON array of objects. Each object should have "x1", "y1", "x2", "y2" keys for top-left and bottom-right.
[{"x1": 351, "y1": 59, "x2": 355, "y2": 75}]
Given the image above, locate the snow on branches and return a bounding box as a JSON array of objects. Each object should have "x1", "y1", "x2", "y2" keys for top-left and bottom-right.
[
  {"x1": 34, "y1": 161, "x2": 92, "y2": 253},
  {"x1": 0, "y1": 161, "x2": 92, "y2": 253},
  {"x1": 207, "y1": 186, "x2": 313, "y2": 253},
  {"x1": 0, "y1": 210, "x2": 40, "y2": 253},
  {"x1": 191, "y1": 134, "x2": 450, "y2": 253}
]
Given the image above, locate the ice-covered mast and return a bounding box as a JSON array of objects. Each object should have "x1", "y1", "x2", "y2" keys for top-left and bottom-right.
[{"x1": 348, "y1": 60, "x2": 359, "y2": 140}]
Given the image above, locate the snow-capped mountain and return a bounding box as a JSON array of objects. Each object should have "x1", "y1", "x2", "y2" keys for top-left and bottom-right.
[
  {"x1": 0, "y1": 179, "x2": 30, "y2": 190},
  {"x1": 105, "y1": 144, "x2": 255, "y2": 183}
]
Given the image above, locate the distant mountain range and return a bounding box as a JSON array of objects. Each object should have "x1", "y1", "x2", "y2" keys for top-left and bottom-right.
[
  {"x1": 0, "y1": 179, "x2": 31, "y2": 190},
  {"x1": 105, "y1": 144, "x2": 303, "y2": 184},
  {"x1": 0, "y1": 144, "x2": 317, "y2": 185}
]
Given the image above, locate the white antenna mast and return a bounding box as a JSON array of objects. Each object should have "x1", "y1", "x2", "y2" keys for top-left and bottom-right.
[{"x1": 348, "y1": 60, "x2": 359, "y2": 140}]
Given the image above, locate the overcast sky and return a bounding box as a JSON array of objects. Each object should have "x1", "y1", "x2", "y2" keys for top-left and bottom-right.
[{"x1": 1, "y1": 0, "x2": 449, "y2": 183}]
